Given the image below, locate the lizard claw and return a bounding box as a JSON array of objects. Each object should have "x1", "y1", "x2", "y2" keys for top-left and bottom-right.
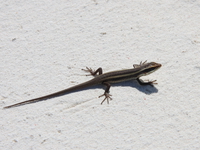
[
  {"x1": 148, "y1": 80, "x2": 157, "y2": 85},
  {"x1": 99, "y1": 92, "x2": 112, "y2": 104},
  {"x1": 82, "y1": 67, "x2": 95, "y2": 76}
]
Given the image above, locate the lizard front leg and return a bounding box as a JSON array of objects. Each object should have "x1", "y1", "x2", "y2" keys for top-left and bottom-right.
[{"x1": 137, "y1": 78, "x2": 157, "y2": 86}]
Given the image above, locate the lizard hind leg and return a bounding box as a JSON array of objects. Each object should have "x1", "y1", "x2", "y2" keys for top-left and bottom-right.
[
  {"x1": 99, "y1": 92, "x2": 112, "y2": 104},
  {"x1": 82, "y1": 67, "x2": 103, "y2": 76},
  {"x1": 99, "y1": 82, "x2": 112, "y2": 104}
]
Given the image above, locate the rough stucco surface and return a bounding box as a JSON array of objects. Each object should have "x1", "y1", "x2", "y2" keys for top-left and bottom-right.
[{"x1": 1, "y1": 0, "x2": 200, "y2": 149}]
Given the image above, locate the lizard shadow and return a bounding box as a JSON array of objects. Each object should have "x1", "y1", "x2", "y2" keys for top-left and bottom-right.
[
  {"x1": 113, "y1": 80, "x2": 158, "y2": 94},
  {"x1": 3, "y1": 80, "x2": 158, "y2": 109},
  {"x1": 79, "y1": 80, "x2": 158, "y2": 95}
]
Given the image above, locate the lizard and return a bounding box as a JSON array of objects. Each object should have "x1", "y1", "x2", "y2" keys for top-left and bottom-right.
[{"x1": 4, "y1": 61, "x2": 161, "y2": 109}]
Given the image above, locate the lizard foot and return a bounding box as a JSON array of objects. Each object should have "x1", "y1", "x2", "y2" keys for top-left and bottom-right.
[
  {"x1": 82, "y1": 67, "x2": 96, "y2": 76},
  {"x1": 99, "y1": 92, "x2": 112, "y2": 104}
]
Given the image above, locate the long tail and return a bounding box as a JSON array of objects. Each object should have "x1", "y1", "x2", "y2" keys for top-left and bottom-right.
[{"x1": 4, "y1": 79, "x2": 98, "y2": 109}]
